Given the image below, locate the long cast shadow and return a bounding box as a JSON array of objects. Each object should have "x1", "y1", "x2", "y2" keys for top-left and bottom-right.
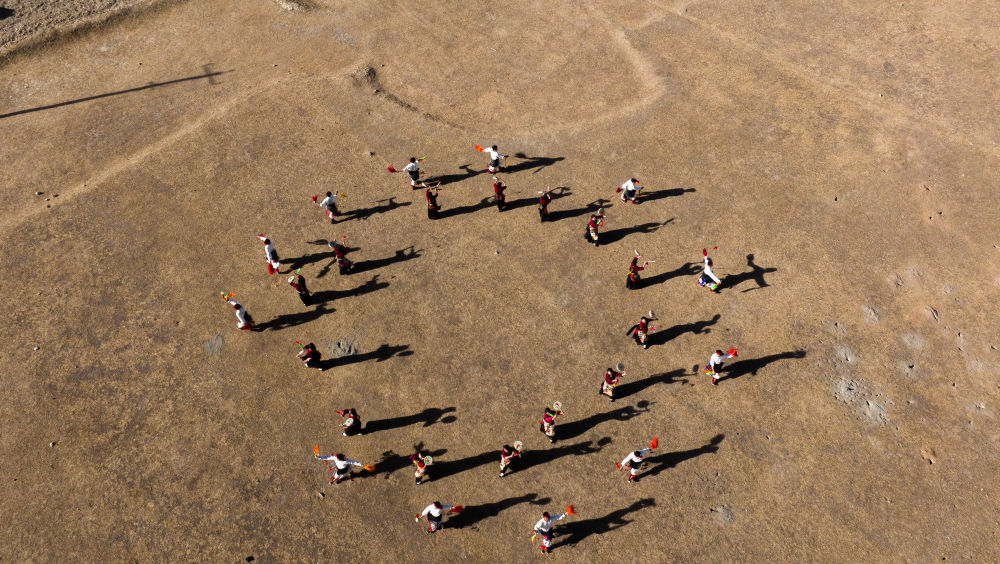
[
  {"x1": 430, "y1": 163, "x2": 484, "y2": 185},
  {"x1": 349, "y1": 247, "x2": 422, "y2": 274},
  {"x1": 503, "y1": 153, "x2": 565, "y2": 174},
  {"x1": 321, "y1": 343, "x2": 413, "y2": 369},
  {"x1": 721, "y1": 253, "x2": 778, "y2": 293},
  {"x1": 438, "y1": 197, "x2": 493, "y2": 219},
  {"x1": 501, "y1": 196, "x2": 542, "y2": 211},
  {"x1": 340, "y1": 197, "x2": 411, "y2": 222},
  {"x1": 643, "y1": 434, "x2": 724, "y2": 478},
  {"x1": 551, "y1": 498, "x2": 657, "y2": 549},
  {"x1": 600, "y1": 220, "x2": 671, "y2": 245},
  {"x1": 519, "y1": 438, "x2": 611, "y2": 472},
  {"x1": 548, "y1": 198, "x2": 609, "y2": 222},
  {"x1": 718, "y1": 350, "x2": 806, "y2": 381},
  {"x1": 648, "y1": 314, "x2": 721, "y2": 347},
  {"x1": 0, "y1": 67, "x2": 229, "y2": 119},
  {"x1": 258, "y1": 304, "x2": 334, "y2": 331},
  {"x1": 613, "y1": 369, "x2": 688, "y2": 400},
  {"x1": 364, "y1": 407, "x2": 457, "y2": 434},
  {"x1": 429, "y1": 450, "x2": 497, "y2": 481},
  {"x1": 640, "y1": 262, "x2": 698, "y2": 287},
  {"x1": 639, "y1": 187, "x2": 696, "y2": 202},
  {"x1": 311, "y1": 275, "x2": 389, "y2": 304},
  {"x1": 447, "y1": 494, "x2": 551, "y2": 529},
  {"x1": 557, "y1": 402, "x2": 650, "y2": 441}
]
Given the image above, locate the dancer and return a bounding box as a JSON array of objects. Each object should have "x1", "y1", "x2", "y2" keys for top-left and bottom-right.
[
  {"x1": 704, "y1": 347, "x2": 738, "y2": 385},
  {"x1": 539, "y1": 402, "x2": 563, "y2": 443},
  {"x1": 615, "y1": 437, "x2": 658, "y2": 483},
  {"x1": 336, "y1": 408, "x2": 362, "y2": 436},
  {"x1": 257, "y1": 234, "x2": 287, "y2": 275},
  {"x1": 492, "y1": 176, "x2": 507, "y2": 212},
  {"x1": 585, "y1": 208, "x2": 605, "y2": 247},
  {"x1": 220, "y1": 292, "x2": 254, "y2": 331},
  {"x1": 426, "y1": 184, "x2": 441, "y2": 220},
  {"x1": 617, "y1": 178, "x2": 642, "y2": 204},
  {"x1": 600, "y1": 363, "x2": 626, "y2": 402},
  {"x1": 411, "y1": 452, "x2": 433, "y2": 485},
  {"x1": 296, "y1": 341, "x2": 324, "y2": 371},
  {"x1": 312, "y1": 191, "x2": 344, "y2": 224},
  {"x1": 538, "y1": 189, "x2": 553, "y2": 222},
  {"x1": 499, "y1": 441, "x2": 523, "y2": 478},
  {"x1": 288, "y1": 270, "x2": 311, "y2": 306},
  {"x1": 626, "y1": 253, "x2": 650, "y2": 290},
  {"x1": 313, "y1": 448, "x2": 371, "y2": 484},
  {"x1": 699, "y1": 248, "x2": 722, "y2": 292},
  {"x1": 627, "y1": 316, "x2": 651, "y2": 349},
  {"x1": 476, "y1": 144, "x2": 506, "y2": 173},
  {"x1": 327, "y1": 238, "x2": 352, "y2": 274},
  {"x1": 403, "y1": 157, "x2": 421, "y2": 188},
  {"x1": 415, "y1": 501, "x2": 461, "y2": 533},
  {"x1": 531, "y1": 506, "x2": 576, "y2": 553}
]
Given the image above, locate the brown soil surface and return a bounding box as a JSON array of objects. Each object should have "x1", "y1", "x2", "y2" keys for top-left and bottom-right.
[{"x1": 1, "y1": 0, "x2": 999, "y2": 561}]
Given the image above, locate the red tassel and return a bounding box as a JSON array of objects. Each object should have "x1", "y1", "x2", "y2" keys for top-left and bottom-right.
[
  {"x1": 311, "y1": 194, "x2": 318, "y2": 203},
  {"x1": 387, "y1": 164, "x2": 397, "y2": 173}
]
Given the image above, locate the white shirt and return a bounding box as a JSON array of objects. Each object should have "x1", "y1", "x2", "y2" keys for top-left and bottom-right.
[
  {"x1": 703, "y1": 256, "x2": 721, "y2": 284},
  {"x1": 317, "y1": 455, "x2": 361, "y2": 470},
  {"x1": 228, "y1": 300, "x2": 246, "y2": 323},
  {"x1": 403, "y1": 162, "x2": 419, "y2": 173},
  {"x1": 319, "y1": 194, "x2": 340, "y2": 210},
  {"x1": 533, "y1": 513, "x2": 566, "y2": 533},
  {"x1": 621, "y1": 179, "x2": 640, "y2": 192},
  {"x1": 709, "y1": 351, "x2": 734, "y2": 369},
  {"x1": 485, "y1": 147, "x2": 505, "y2": 161},
  {"x1": 620, "y1": 448, "x2": 652, "y2": 467},
  {"x1": 264, "y1": 242, "x2": 277, "y2": 262},
  {"x1": 421, "y1": 503, "x2": 453, "y2": 518}
]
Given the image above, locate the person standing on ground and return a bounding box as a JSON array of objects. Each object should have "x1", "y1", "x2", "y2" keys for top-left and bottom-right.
[
  {"x1": 221, "y1": 294, "x2": 254, "y2": 331},
  {"x1": 499, "y1": 442, "x2": 523, "y2": 477},
  {"x1": 617, "y1": 178, "x2": 641, "y2": 204},
  {"x1": 288, "y1": 271, "x2": 311, "y2": 306},
  {"x1": 403, "y1": 157, "x2": 421, "y2": 188},
  {"x1": 313, "y1": 191, "x2": 343, "y2": 224},
  {"x1": 699, "y1": 248, "x2": 722, "y2": 292},
  {"x1": 479, "y1": 144, "x2": 506, "y2": 173},
  {"x1": 336, "y1": 408, "x2": 362, "y2": 436},
  {"x1": 539, "y1": 402, "x2": 563, "y2": 443},
  {"x1": 626, "y1": 255, "x2": 649, "y2": 290},
  {"x1": 616, "y1": 439, "x2": 657, "y2": 483},
  {"x1": 585, "y1": 208, "x2": 605, "y2": 247},
  {"x1": 296, "y1": 341, "x2": 324, "y2": 371},
  {"x1": 601, "y1": 364, "x2": 626, "y2": 402},
  {"x1": 426, "y1": 185, "x2": 441, "y2": 220},
  {"x1": 538, "y1": 189, "x2": 553, "y2": 222},
  {"x1": 627, "y1": 316, "x2": 651, "y2": 349},
  {"x1": 531, "y1": 507, "x2": 575, "y2": 554},
  {"x1": 411, "y1": 452, "x2": 432, "y2": 485},
  {"x1": 416, "y1": 501, "x2": 459, "y2": 533},
  {"x1": 316, "y1": 452, "x2": 364, "y2": 484},
  {"x1": 258, "y1": 235, "x2": 288, "y2": 275},
  {"x1": 705, "y1": 348, "x2": 737, "y2": 385},
  {"x1": 493, "y1": 176, "x2": 507, "y2": 212}
]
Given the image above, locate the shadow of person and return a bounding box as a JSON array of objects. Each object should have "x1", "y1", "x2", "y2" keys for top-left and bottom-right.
[
  {"x1": 311, "y1": 275, "x2": 389, "y2": 303},
  {"x1": 640, "y1": 262, "x2": 699, "y2": 288},
  {"x1": 612, "y1": 369, "x2": 688, "y2": 400},
  {"x1": 547, "y1": 198, "x2": 608, "y2": 222},
  {"x1": 519, "y1": 438, "x2": 610, "y2": 473},
  {"x1": 648, "y1": 314, "x2": 721, "y2": 347},
  {"x1": 349, "y1": 247, "x2": 422, "y2": 275},
  {"x1": 557, "y1": 403, "x2": 650, "y2": 441},
  {"x1": 503, "y1": 154, "x2": 565, "y2": 174},
  {"x1": 550, "y1": 498, "x2": 657, "y2": 549},
  {"x1": 340, "y1": 197, "x2": 411, "y2": 222},
  {"x1": 363, "y1": 407, "x2": 457, "y2": 435},
  {"x1": 429, "y1": 450, "x2": 498, "y2": 481},
  {"x1": 447, "y1": 493, "x2": 551, "y2": 529},
  {"x1": 721, "y1": 253, "x2": 777, "y2": 293},
  {"x1": 438, "y1": 196, "x2": 493, "y2": 219},
  {"x1": 430, "y1": 163, "x2": 484, "y2": 185},
  {"x1": 322, "y1": 343, "x2": 412, "y2": 369},
  {"x1": 368, "y1": 442, "x2": 447, "y2": 479},
  {"x1": 257, "y1": 303, "x2": 335, "y2": 331},
  {"x1": 600, "y1": 220, "x2": 671, "y2": 245},
  {"x1": 642, "y1": 434, "x2": 724, "y2": 478},
  {"x1": 718, "y1": 350, "x2": 806, "y2": 382},
  {"x1": 639, "y1": 187, "x2": 696, "y2": 202}
]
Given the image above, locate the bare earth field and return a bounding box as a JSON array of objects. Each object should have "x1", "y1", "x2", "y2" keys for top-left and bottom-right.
[{"x1": 1, "y1": 0, "x2": 999, "y2": 561}]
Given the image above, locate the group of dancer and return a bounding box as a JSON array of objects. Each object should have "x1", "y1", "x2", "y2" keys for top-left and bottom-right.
[{"x1": 220, "y1": 143, "x2": 746, "y2": 553}]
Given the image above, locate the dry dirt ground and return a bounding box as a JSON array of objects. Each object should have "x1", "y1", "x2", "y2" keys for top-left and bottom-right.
[{"x1": 1, "y1": 0, "x2": 999, "y2": 561}]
